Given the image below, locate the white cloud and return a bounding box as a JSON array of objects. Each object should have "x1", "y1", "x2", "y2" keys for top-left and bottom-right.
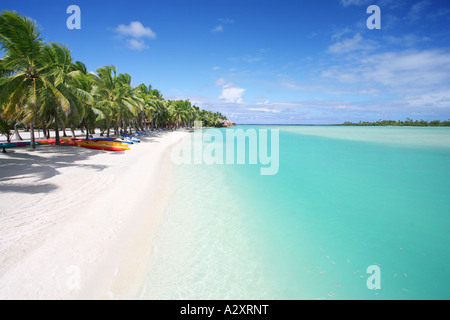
[
  {"x1": 363, "y1": 50, "x2": 450, "y2": 88},
  {"x1": 115, "y1": 21, "x2": 156, "y2": 39},
  {"x1": 328, "y1": 33, "x2": 374, "y2": 54},
  {"x1": 407, "y1": 0, "x2": 431, "y2": 22},
  {"x1": 212, "y1": 18, "x2": 234, "y2": 33},
  {"x1": 248, "y1": 107, "x2": 280, "y2": 113},
  {"x1": 218, "y1": 18, "x2": 235, "y2": 24},
  {"x1": 113, "y1": 21, "x2": 156, "y2": 51},
  {"x1": 340, "y1": 0, "x2": 371, "y2": 7},
  {"x1": 384, "y1": 34, "x2": 431, "y2": 47},
  {"x1": 211, "y1": 25, "x2": 224, "y2": 33},
  {"x1": 331, "y1": 27, "x2": 352, "y2": 40},
  {"x1": 126, "y1": 39, "x2": 148, "y2": 51},
  {"x1": 358, "y1": 89, "x2": 381, "y2": 97},
  {"x1": 229, "y1": 54, "x2": 263, "y2": 63},
  {"x1": 212, "y1": 66, "x2": 221, "y2": 71},
  {"x1": 219, "y1": 83, "x2": 246, "y2": 104},
  {"x1": 321, "y1": 49, "x2": 450, "y2": 109},
  {"x1": 214, "y1": 78, "x2": 226, "y2": 87}
]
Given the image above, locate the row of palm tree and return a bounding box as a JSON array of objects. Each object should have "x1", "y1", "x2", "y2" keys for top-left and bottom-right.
[{"x1": 0, "y1": 11, "x2": 228, "y2": 148}]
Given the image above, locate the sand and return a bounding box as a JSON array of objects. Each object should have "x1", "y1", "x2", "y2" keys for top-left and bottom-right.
[{"x1": 0, "y1": 130, "x2": 191, "y2": 299}]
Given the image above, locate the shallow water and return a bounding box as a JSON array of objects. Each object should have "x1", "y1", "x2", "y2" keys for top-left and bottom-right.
[{"x1": 138, "y1": 126, "x2": 450, "y2": 300}]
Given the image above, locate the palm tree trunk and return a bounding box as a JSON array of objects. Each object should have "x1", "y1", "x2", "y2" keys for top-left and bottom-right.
[
  {"x1": 30, "y1": 122, "x2": 36, "y2": 149},
  {"x1": 55, "y1": 118, "x2": 60, "y2": 145},
  {"x1": 31, "y1": 80, "x2": 36, "y2": 149},
  {"x1": 13, "y1": 124, "x2": 23, "y2": 140}
]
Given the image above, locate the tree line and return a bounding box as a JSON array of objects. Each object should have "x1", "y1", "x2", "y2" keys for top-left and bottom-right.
[
  {"x1": 0, "y1": 11, "x2": 228, "y2": 147},
  {"x1": 342, "y1": 118, "x2": 450, "y2": 127}
]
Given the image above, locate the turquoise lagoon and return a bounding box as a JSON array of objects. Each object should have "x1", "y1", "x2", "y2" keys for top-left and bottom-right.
[{"x1": 138, "y1": 126, "x2": 450, "y2": 300}]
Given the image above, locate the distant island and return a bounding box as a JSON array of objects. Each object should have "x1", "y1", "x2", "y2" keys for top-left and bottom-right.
[{"x1": 341, "y1": 119, "x2": 450, "y2": 127}]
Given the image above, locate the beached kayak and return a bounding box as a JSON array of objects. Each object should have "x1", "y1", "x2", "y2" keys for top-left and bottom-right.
[
  {"x1": 0, "y1": 143, "x2": 19, "y2": 148},
  {"x1": 0, "y1": 142, "x2": 37, "y2": 148},
  {"x1": 35, "y1": 138, "x2": 80, "y2": 146},
  {"x1": 88, "y1": 137, "x2": 114, "y2": 142},
  {"x1": 115, "y1": 139, "x2": 134, "y2": 144},
  {"x1": 88, "y1": 140, "x2": 129, "y2": 147},
  {"x1": 77, "y1": 141, "x2": 130, "y2": 151},
  {"x1": 78, "y1": 144, "x2": 126, "y2": 152},
  {"x1": 36, "y1": 140, "x2": 51, "y2": 145}
]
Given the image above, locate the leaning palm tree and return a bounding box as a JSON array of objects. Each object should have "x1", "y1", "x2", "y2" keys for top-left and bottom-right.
[{"x1": 0, "y1": 11, "x2": 69, "y2": 148}]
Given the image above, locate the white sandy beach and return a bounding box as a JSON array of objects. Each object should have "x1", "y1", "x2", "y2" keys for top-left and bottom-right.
[{"x1": 0, "y1": 130, "x2": 190, "y2": 299}]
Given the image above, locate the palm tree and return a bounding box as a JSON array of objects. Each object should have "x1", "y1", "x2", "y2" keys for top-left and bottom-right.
[
  {"x1": 116, "y1": 72, "x2": 141, "y2": 134},
  {"x1": 0, "y1": 11, "x2": 69, "y2": 148},
  {"x1": 91, "y1": 65, "x2": 120, "y2": 137},
  {"x1": 40, "y1": 43, "x2": 92, "y2": 144},
  {"x1": 0, "y1": 116, "x2": 14, "y2": 143},
  {"x1": 135, "y1": 83, "x2": 156, "y2": 130},
  {"x1": 70, "y1": 61, "x2": 97, "y2": 140},
  {"x1": 92, "y1": 65, "x2": 140, "y2": 137},
  {"x1": 1, "y1": 11, "x2": 231, "y2": 146}
]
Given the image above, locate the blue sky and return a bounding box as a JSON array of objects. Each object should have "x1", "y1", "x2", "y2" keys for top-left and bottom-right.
[{"x1": 1, "y1": 0, "x2": 450, "y2": 124}]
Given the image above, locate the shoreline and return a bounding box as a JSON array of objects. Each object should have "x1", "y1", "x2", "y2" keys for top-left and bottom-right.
[{"x1": 0, "y1": 130, "x2": 191, "y2": 299}]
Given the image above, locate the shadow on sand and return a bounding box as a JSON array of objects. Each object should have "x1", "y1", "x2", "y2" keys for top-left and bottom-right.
[
  {"x1": 0, "y1": 145, "x2": 111, "y2": 194},
  {"x1": 0, "y1": 130, "x2": 177, "y2": 194}
]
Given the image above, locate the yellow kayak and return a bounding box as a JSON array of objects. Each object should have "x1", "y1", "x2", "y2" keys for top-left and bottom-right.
[
  {"x1": 91, "y1": 140, "x2": 130, "y2": 147},
  {"x1": 60, "y1": 138, "x2": 128, "y2": 146},
  {"x1": 77, "y1": 141, "x2": 130, "y2": 150}
]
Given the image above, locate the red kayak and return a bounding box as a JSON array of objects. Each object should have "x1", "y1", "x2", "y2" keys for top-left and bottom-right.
[
  {"x1": 79, "y1": 144, "x2": 125, "y2": 152},
  {"x1": 14, "y1": 142, "x2": 28, "y2": 147},
  {"x1": 61, "y1": 141, "x2": 79, "y2": 146}
]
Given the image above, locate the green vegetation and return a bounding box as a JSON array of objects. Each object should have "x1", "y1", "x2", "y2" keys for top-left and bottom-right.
[
  {"x1": 342, "y1": 118, "x2": 450, "y2": 127},
  {"x1": 0, "y1": 11, "x2": 228, "y2": 148}
]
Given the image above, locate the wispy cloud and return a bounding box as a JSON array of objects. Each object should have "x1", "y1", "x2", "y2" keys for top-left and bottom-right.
[
  {"x1": 384, "y1": 34, "x2": 431, "y2": 47},
  {"x1": 340, "y1": 0, "x2": 371, "y2": 7},
  {"x1": 218, "y1": 18, "x2": 235, "y2": 24},
  {"x1": 407, "y1": 0, "x2": 431, "y2": 22},
  {"x1": 321, "y1": 49, "x2": 450, "y2": 108},
  {"x1": 328, "y1": 33, "x2": 377, "y2": 54},
  {"x1": 331, "y1": 27, "x2": 352, "y2": 40},
  {"x1": 211, "y1": 18, "x2": 234, "y2": 33},
  {"x1": 229, "y1": 54, "x2": 264, "y2": 63},
  {"x1": 126, "y1": 39, "x2": 148, "y2": 51},
  {"x1": 214, "y1": 78, "x2": 227, "y2": 87},
  {"x1": 248, "y1": 107, "x2": 280, "y2": 113},
  {"x1": 211, "y1": 25, "x2": 224, "y2": 33}
]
